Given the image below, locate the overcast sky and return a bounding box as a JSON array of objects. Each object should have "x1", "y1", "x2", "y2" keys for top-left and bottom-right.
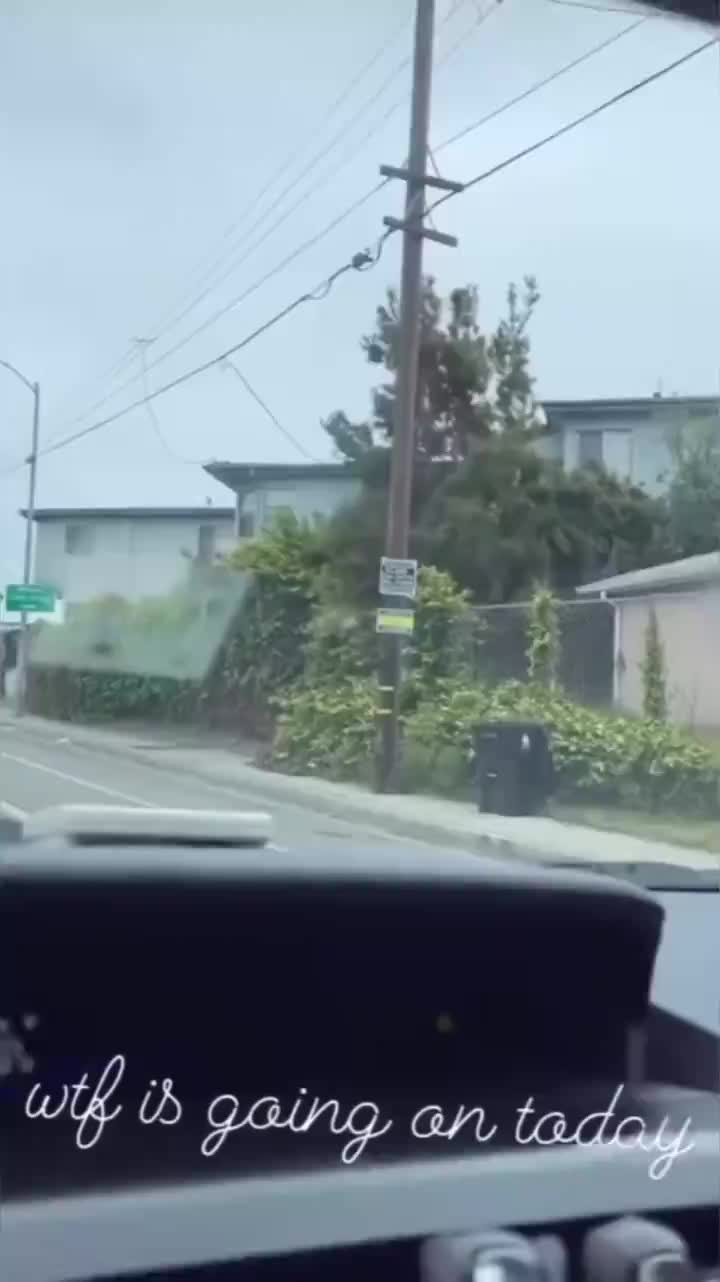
[{"x1": 1, "y1": 0, "x2": 718, "y2": 578}]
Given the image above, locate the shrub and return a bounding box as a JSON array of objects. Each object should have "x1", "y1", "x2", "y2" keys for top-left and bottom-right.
[
  {"x1": 270, "y1": 678, "x2": 381, "y2": 779},
  {"x1": 526, "y1": 585, "x2": 559, "y2": 687},
  {"x1": 395, "y1": 739, "x2": 472, "y2": 797},
  {"x1": 269, "y1": 668, "x2": 718, "y2": 815},
  {"x1": 226, "y1": 510, "x2": 327, "y2": 590},
  {"x1": 404, "y1": 679, "x2": 718, "y2": 815},
  {"x1": 219, "y1": 513, "x2": 328, "y2": 713},
  {"x1": 641, "y1": 606, "x2": 667, "y2": 721},
  {"x1": 303, "y1": 604, "x2": 378, "y2": 684},
  {"x1": 404, "y1": 677, "x2": 490, "y2": 754},
  {"x1": 289, "y1": 564, "x2": 479, "y2": 710},
  {"x1": 407, "y1": 566, "x2": 477, "y2": 691},
  {"x1": 28, "y1": 667, "x2": 197, "y2": 723}
]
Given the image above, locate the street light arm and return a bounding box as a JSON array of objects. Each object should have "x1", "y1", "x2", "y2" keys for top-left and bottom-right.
[{"x1": 0, "y1": 358, "x2": 36, "y2": 395}]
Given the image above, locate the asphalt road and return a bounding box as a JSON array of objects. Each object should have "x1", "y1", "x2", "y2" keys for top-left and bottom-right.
[{"x1": 0, "y1": 720, "x2": 428, "y2": 851}]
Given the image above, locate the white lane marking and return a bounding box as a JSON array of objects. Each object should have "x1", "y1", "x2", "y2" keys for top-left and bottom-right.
[
  {"x1": 1, "y1": 800, "x2": 27, "y2": 820},
  {"x1": 0, "y1": 752, "x2": 152, "y2": 808},
  {"x1": 0, "y1": 751, "x2": 286, "y2": 843},
  {"x1": 10, "y1": 736, "x2": 418, "y2": 846},
  {"x1": 2, "y1": 736, "x2": 444, "y2": 852}
]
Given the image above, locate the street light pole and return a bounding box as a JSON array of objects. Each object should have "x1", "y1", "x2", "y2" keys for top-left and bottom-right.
[
  {"x1": 18, "y1": 382, "x2": 40, "y2": 715},
  {"x1": 0, "y1": 359, "x2": 40, "y2": 716}
]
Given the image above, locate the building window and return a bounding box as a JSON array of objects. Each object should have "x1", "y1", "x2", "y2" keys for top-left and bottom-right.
[
  {"x1": 602, "y1": 429, "x2": 632, "y2": 479},
  {"x1": 688, "y1": 406, "x2": 713, "y2": 420},
  {"x1": 64, "y1": 524, "x2": 95, "y2": 555},
  {"x1": 263, "y1": 489, "x2": 296, "y2": 528},
  {"x1": 196, "y1": 525, "x2": 216, "y2": 563},
  {"x1": 265, "y1": 504, "x2": 293, "y2": 528},
  {"x1": 578, "y1": 430, "x2": 604, "y2": 468},
  {"x1": 237, "y1": 512, "x2": 255, "y2": 538}
]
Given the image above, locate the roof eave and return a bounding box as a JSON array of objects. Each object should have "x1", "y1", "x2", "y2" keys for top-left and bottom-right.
[
  {"x1": 20, "y1": 507, "x2": 237, "y2": 521},
  {"x1": 577, "y1": 568, "x2": 720, "y2": 597},
  {"x1": 203, "y1": 460, "x2": 358, "y2": 490}
]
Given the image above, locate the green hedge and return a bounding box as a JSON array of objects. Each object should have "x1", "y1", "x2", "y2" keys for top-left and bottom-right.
[
  {"x1": 411, "y1": 680, "x2": 720, "y2": 813},
  {"x1": 270, "y1": 676, "x2": 719, "y2": 815},
  {"x1": 27, "y1": 667, "x2": 198, "y2": 723},
  {"x1": 270, "y1": 678, "x2": 381, "y2": 780}
]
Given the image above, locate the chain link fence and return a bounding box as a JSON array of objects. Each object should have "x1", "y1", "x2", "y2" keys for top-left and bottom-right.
[{"x1": 453, "y1": 598, "x2": 614, "y2": 706}]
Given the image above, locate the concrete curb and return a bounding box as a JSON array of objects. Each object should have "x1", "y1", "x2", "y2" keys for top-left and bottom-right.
[
  {"x1": 4, "y1": 712, "x2": 717, "y2": 870},
  {"x1": 0, "y1": 713, "x2": 519, "y2": 858}
]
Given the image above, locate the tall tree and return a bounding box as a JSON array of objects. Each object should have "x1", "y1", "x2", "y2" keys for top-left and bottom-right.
[
  {"x1": 641, "y1": 606, "x2": 667, "y2": 721},
  {"x1": 665, "y1": 416, "x2": 720, "y2": 557},
  {"x1": 413, "y1": 436, "x2": 668, "y2": 602},
  {"x1": 320, "y1": 273, "x2": 669, "y2": 606},
  {"x1": 321, "y1": 410, "x2": 373, "y2": 463},
  {"x1": 488, "y1": 278, "x2": 541, "y2": 434},
  {"x1": 323, "y1": 275, "x2": 542, "y2": 462}
]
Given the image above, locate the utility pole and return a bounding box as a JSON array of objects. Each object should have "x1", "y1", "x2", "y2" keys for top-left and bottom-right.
[
  {"x1": 375, "y1": 0, "x2": 461, "y2": 792},
  {"x1": 0, "y1": 360, "x2": 39, "y2": 716}
]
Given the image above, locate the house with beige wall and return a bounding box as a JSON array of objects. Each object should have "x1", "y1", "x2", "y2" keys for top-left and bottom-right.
[{"x1": 577, "y1": 552, "x2": 720, "y2": 729}]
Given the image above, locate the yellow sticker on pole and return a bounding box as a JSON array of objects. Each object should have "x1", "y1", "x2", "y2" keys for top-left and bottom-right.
[{"x1": 375, "y1": 608, "x2": 415, "y2": 636}]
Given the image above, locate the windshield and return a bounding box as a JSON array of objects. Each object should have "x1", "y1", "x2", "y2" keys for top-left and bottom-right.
[
  {"x1": 3, "y1": 12, "x2": 720, "y2": 1279},
  {"x1": 1, "y1": 6, "x2": 719, "y2": 863}
]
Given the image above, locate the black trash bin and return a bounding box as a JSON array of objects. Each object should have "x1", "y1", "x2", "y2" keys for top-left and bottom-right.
[{"x1": 473, "y1": 720, "x2": 554, "y2": 816}]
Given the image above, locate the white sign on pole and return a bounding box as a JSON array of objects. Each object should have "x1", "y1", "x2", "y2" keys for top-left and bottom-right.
[{"x1": 379, "y1": 557, "x2": 418, "y2": 599}]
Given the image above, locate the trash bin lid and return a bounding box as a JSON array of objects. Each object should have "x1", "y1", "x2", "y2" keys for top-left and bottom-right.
[{"x1": 475, "y1": 719, "x2": 548, "y2": 739}]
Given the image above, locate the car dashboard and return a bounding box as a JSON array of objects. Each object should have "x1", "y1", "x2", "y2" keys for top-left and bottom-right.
[{"x1": 1, "y1": 807, "x2": 718, "y2": 1282}]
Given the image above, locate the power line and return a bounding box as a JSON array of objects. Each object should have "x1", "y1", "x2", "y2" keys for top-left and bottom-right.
[
  {"x1": 44, "y1": 10, "x2": 416, "y2": 434},
  {"x1": 442, "y1": 0, "x2": 473, "y2": 19},
  {"x1": 0, "y1": 459, "x2": 25, "y2": 479},
  {"x1": 133, "y1": 4, "x2": 491, "y2": 380},
  {"x1": 545, "y1": 0, "x2": 651, "y2": 13},
  {"x1": 434, "y1": 0, "x2": 502, "y2": 66},
  {"x1": 428, "y1": 30, "x2": 718, "y2": 213},
  {"x1": 0, "y1": 434, "x2": 31, "y2": 478},
  {"x1": 220, "y1": 359, "x2": 318, "y2": 462},
  {"x1": 436, "y1": 13, "x2": 650, "y2": 152},
  {"x1": 37, "y1": 237, "x2": 389, "y2": 462},
  {"x1": 41, "y1": 180, "x2": 389, "y2": 452},
  {"x1": 139, "y1": 59, "x2": 414, "y2": 347},
  {"x1": 28, "y1": 324, "x2": 343, "y2": 474},
  {"x1": 135, "y1": 337, "x2": 312, "y2": 463},
  {"x1": 45, "y1": 183, "x2": 393, "y2": 450},
  {"x1": 144, "y1": 8, "x2": 415, "y2": 340},
  {"x1": 133, "y1": 338, "x2": 204, "y2": 464},
  {"x1": 147, "y1": 0, "x2": 496, "y2": 343},
  {"x1": 45, "y1": 0, "x2": 489, "y2": 448},
  {"x1": 32, "y1": 30, "x2": 717, "y2": 468}
]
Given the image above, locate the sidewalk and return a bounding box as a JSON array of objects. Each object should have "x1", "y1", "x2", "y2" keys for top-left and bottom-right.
[{"x1": 1, "y1": 709, "x2": 717, "y2": 869}]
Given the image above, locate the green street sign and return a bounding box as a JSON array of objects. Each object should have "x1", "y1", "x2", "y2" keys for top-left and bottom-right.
[{"x1": 5, "y1": 583, "x2": 56, "y2": 613}]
